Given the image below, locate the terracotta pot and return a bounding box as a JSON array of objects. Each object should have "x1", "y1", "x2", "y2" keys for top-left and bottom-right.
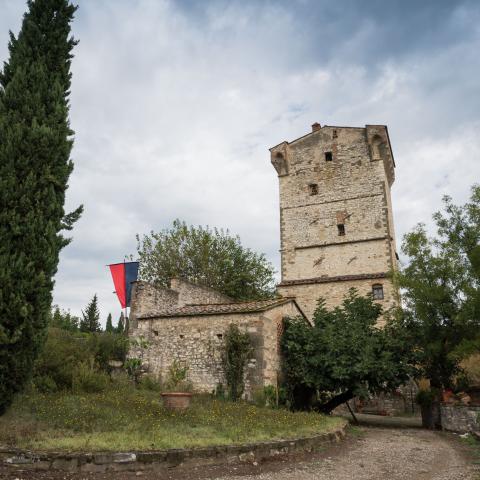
[{"x1": 161, "y1": 392, "x2": 193, "y2": 411}]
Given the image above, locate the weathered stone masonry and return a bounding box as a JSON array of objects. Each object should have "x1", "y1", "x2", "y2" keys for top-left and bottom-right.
[
  {"x1": 129, "y1": 279, "x2": 305, "y2": 396},
  {"x1": 271, "y1": 123, "x2": 398, "y2": 320}
]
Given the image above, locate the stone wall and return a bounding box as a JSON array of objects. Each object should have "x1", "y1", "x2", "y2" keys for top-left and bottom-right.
[
  {"x1": 170, "y1": 278, "x2": 233, "y2": 307},
  {"x1": 129, "y1": 282, "x2": 179, "y2": 329},
  {"x1": 132, "y1": 302, "x2": 300, "y2": 397},
  {"x1": 440, "y1": 404, "x2": 480, "y2": 433},
  {"x1": 270, "y1": 124, "x2": 398, "y2": 320},
  {"x1": 278, "y1": 276, "x2": 397, "y2": 323}
]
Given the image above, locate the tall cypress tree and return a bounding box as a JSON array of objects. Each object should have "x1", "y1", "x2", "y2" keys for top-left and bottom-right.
[
  {"x1": 105, "y1": 313, "x2": 113, "y2": 333},
  {"x1": 0, "y1": 0, "x2": 82, "y2": 414}
]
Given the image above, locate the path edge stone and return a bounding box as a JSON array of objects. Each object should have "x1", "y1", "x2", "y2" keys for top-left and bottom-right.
[{"x1": 0, "y1": 420, "x2": 348, "y2": 473}]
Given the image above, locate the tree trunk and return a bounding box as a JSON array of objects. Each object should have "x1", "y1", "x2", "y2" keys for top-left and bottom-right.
[{"x1": 316, "y1": 390, "x2": 354, "y2": 414}]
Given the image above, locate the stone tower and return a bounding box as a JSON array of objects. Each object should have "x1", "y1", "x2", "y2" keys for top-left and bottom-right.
[{"x1": 270, "y1": 123, "x2": 398, "y2": 320}]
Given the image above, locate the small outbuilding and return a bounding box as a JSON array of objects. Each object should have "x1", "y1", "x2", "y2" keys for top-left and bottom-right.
[{"x1": 128, "y1": 278, "x2": 306, "y2": 397}]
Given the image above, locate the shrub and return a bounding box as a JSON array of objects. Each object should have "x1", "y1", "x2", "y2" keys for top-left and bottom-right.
[
  {"x1": 33, "y1": 328, "x2": 91, "y2": 391},
  {"x1": 164, "y1": 360, "x2": 192, "y2": 392},
  {"x1": 221, "y1": 324, "x2": 253, "y2": 401},
  {"x1": 72, "y1": 362, "x2": 109, "y2": 393},
  {"x1": 89, "y1": 332, "x2": 129, "y2": 373},
  {"x1": 138, "y1": 375, "x2": 162, "y2": 392},
  {"x1": 416, "y1": 389, "x2": 440, "y2": 407}
]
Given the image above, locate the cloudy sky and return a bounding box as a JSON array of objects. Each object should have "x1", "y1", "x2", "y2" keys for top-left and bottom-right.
[{"x1": 1, "y1": 0, "x2": 479, "y2": 324}]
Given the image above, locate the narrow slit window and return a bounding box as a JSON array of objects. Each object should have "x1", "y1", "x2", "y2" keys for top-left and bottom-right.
[
  {"x1": 337, "y1": 224, "x2": 345, "y2": 236},
  {"x1": 325, "y1": 151, "x2": 333, "y2": 162},
  {"x1": 372, "y1": 284, "x2": 384, "y2": 300},
  {"x1": 308, "y1": 183, "x2": 319, "y2": 195}
]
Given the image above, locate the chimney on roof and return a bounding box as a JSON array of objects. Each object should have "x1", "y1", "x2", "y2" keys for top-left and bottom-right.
[{"x1": 311, "y1": 122, "x2": 321, "y2": 132}]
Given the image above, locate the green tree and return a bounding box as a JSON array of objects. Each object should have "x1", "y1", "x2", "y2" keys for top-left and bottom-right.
[
  {"x1": 221, "y1": 324, "x2": 253, "y2": 401},
  {"x1": 116, "y1": 312, "x2": 125, "y2": 334},
  {"x1": 105, "y1": 313, "x2": 113, "y2": 333},
  {"x1": 0, "y1": 0, "x2": 82, "y2": 414},
  {"x1": 395, "y1": 184, "x2": 480, "y2": 390},
  {"x1": 136, "y1": 219, "x2": 276, "y2": 300},
  {"x1": 80, "y1": 295, "x2": 101, "y2": 333},
  {"x1": 50, "y1": 306, "x2": 79, "y2": 332},
  {"x1": 281, "y1": 289, "x2": 413, "y2": 413}
]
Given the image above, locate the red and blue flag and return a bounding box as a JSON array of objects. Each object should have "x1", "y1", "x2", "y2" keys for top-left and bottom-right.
[{"x1": 108, "y1": 261, "x2": 139, "y2": 308}]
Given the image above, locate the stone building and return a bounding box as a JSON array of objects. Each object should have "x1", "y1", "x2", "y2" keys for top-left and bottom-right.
[
  {"x1": 129, "y1": 121, "x2": 400, "y2": 399},
  {"x1": 129, "y1": 278, "x2": 305, "y2": 396},
  {"x1": 270, "y1": 122, "x2": 398, "y2": 320}
]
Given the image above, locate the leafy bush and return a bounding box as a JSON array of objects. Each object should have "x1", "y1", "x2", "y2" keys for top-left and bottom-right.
[
  {"x1": 89, "y1": 332, "x2": 129, "y2": 373},
  {"x1": 72, "y1": 362, "x2": 109, "y2": 393},
  {"x1": 32, "y1": 328, "x2": 128, "y2": 392},
  {"x1": 138, "y1": 375, "x2": 162, "y2": 392},
  {"x1": 33, "y1": 328, "x2": 91, "y2": 391},
  {"x1": 164, "y1": 360, "x2": 192, "y2": 392},
  {"x1": 221, "y1": 324, "x2": 253, "y2": 401},
  {"x1": 416, "y1": 389, "x2": 440, "y2": 407},
  {"x1": 281, "y1": 290, "x2": 414, "y2": 413},
  {"x1": 124, "y1": 358, "x2": 143, "y2": 385}
]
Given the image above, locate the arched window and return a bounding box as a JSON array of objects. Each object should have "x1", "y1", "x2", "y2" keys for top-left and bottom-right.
[{"x1": 372, "y1": 284, "x2": 384, "y2": 300}]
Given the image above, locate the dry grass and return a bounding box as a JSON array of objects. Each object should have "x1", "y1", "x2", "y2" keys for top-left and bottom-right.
[{"x1": 0, "y1": 386, "x2": 343, "y2": 452}]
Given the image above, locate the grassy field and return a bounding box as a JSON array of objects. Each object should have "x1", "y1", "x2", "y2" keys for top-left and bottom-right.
[{"x1": 0, "y1": 386, "x2": 343, "y2": 452}]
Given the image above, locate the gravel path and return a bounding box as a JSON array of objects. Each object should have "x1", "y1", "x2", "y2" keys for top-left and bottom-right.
[{"x1": 216, "y1": 428, "x2": 478, "y2": 480}]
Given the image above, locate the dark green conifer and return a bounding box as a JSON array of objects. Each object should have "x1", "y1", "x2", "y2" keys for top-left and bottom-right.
[
  {"x1": 80, "y1": 295, "x2": 101, "y2": 333},
  {"x1": 0, "y1": 0, "x2": 82, "y2": 414},
  {"x1": 117, "y1": 312, "x2": 125, "y2": 334},
  {"x1": 105, "y1": 313, "x2": 113, "y2": 333}
]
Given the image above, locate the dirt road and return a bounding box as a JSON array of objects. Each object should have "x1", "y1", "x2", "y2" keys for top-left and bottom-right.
[
  {"x1": 216, "y1": 428, "x2": 478, "y2": 480},
  {"x1": 1, "y1": 427, "x2": 478, "y2": 479}
]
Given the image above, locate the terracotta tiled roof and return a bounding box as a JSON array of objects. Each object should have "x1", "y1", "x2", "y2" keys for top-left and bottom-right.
[{"x1": 137, "y1": 297, "x2": 297, "y2": 320}]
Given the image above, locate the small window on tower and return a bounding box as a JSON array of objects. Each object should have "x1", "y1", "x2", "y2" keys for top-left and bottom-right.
[
  {"x1": 308, "y1": 183, "x2": 319, "y2": 195},
  {"x1": 325, "y1": 151, "x2": 333, "y2": 162},
  {"x1": 372, "y1": 284, "x2": 384, "y2": 300},
  {"x1": 337, "y1": 224, "x2": 345, "y2": 236}
]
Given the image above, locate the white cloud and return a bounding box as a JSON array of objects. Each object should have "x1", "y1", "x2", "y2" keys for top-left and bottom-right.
[{"x1": 1, "y1": 0, "x2": 479, "y2": 324}]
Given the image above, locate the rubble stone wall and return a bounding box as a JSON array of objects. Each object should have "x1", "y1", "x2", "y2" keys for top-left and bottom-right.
[{"x1": 132, "y1": 302, "x2": 300, "y2": 397}]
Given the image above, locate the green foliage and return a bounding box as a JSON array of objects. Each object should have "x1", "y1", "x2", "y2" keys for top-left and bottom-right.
[
  {"x1": 116, "y1": 312, "x2": 125, "y2": 334},
  {"x1": 80, "y1": 294, "x2": 101, "y2": 333},
  {"x1": 72, "y1": 361, "x2": 109, "y2": 393},
  {"x1": 252, "y1": 385, "x2": 278, "y2": 408},
  {"x1": 281, "y1": 289, "x2": 413, "y2": 413},
  {"x1": 32, "y1": 327, "x2": 127, "y2": 392},
  {"x1": 395, "y1": 184, "x2": 480, "y2": 389},
  {"x1": 124, "y1": 358, "x2": 142, "y2": 385},
  {"x1": 105, "y1": 313, "x2": 113, "y2": 333},
  {"x1": 164, "y1": 359, "x2": 192, "y2": 392},
  {"x1": 138, "y1": 375, "x2": 162, "y2": 392},
  {"x1": 0, "y1": 0, "x2": 82, "y2": 414},
  {"x1": 33, "y1": 328, "x2": 91, "y2": 391},
  {"x1": 88, "y1": 331, "x2": 128, "y2": 373},
  {"x1": 221, "y1": 324, "x2": 253, "y2": 401},
  {"x1": 50, "y1": 306, "x2": 79, "y2": 332},
  {"x1": 415, "y1": 389, "x2": 440, "y2": 407},
  {"x1": 136, "y1": 219, "x2": 276, "y2": 300}
]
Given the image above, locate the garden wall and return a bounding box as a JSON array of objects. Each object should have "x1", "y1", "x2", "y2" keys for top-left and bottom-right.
[{"x1": 440, "y1": 404, "x2": 480, "y2": 433}]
